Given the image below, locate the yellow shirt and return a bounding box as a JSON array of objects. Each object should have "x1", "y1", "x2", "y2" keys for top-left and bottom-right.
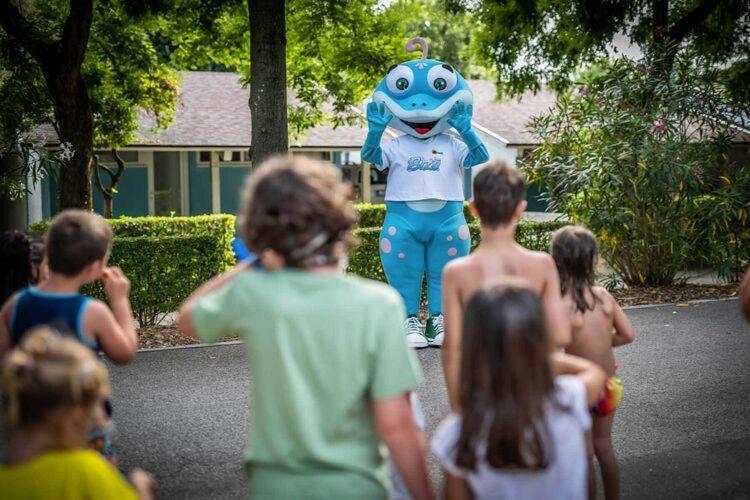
[{"x1": 0, "y1": 449, "x2": 137, "y2": 500}]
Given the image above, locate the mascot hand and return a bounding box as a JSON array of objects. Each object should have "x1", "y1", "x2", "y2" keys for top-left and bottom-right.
[
  {"x1": 448, "y1": 101, "x2": 473, "y2": 135},
  {"x1": 366, "y1": 102, "x2": 393, "y2": 134}
]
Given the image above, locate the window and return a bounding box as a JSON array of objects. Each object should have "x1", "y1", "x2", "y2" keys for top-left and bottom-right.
[
  {"x1": 95, "y1": 151, "x2": 138, "y2": 163},
  {"x1": 198, "y1": 151, "x2": 250, "y2": 163},
  {"x1": 153, "y1": 152, "x2": 182, "y2": 216}
]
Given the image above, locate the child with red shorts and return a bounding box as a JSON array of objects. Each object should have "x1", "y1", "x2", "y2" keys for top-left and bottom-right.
[{"x1": 550, "y1": 226, "x2": 636, "y2": 500}]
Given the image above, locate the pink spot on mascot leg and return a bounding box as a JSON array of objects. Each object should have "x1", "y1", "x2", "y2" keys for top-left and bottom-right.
[
  {"x1": 447, "y1": 247, "x2": 457, "y2": 257},
  {"x1": 388, "y1": 226, "x2": 397, "y2": 236},
  {"x1": 398, "y1": 252, "x2": 405, "y2": 259},
  {"x1": 380, "y1": 238, "x2": 392, "y2": 254},
  {"x1": 458, "y1": 225, "x2": 470, "y2": 241},
  {"x1": 446, "y1": 235, "x2": 453, "y2": 242}
]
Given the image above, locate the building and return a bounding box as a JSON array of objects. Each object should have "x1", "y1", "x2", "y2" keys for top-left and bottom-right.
[{"x1": 29, "y1": 71, "x2": 560, "y2": 221}]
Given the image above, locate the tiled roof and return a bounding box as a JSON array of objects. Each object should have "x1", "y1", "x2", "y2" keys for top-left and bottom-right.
[
  {"x1": 467, "y1": 80, "x2": 557, "y2": 145},
  {"x1": 136, "y1": 71, "x2": 372, "y2": 148},
  {"x1": 134, "y1": 72, "x2": 555, "y2": 147},
  {"x1": 37, "y1": 71, "x2": 747, "y2": 148}
]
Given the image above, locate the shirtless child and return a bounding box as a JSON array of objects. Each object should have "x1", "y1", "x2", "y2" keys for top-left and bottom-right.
[
  {"x1": 551, "y1": 225, "x2": 635, "y2": 500},
  {"x1": 441, "y1": 161, "x2": 571, "y2": 410}
]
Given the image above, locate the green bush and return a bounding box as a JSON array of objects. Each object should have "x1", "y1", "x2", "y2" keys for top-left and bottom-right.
[
  {"x1": 30, "y1": 214, "x2": 236, "y2": 269},
  {"x1": 527, "y1": 55, "x2": 749, "y2": 285},
  {"x1": 354, "y1": 202, "x2": 477, "y2": 228},
  {"x1": 83, "y1": 235, "x2": 225, "y2": 326}
]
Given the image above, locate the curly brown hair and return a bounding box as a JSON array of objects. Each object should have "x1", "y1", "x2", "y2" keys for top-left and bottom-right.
[{"x1": 237, "y1": 156, "x2": 358, "y2": 269}]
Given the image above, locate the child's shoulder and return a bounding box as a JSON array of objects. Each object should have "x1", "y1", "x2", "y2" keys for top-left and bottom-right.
[{"x1": 591, "y1": 286, "x2": 616, "y2": 313}]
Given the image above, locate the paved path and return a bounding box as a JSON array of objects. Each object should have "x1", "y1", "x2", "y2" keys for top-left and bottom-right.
[{"x1": 108, "y1": 299, "x2": 750, "y2": 499}]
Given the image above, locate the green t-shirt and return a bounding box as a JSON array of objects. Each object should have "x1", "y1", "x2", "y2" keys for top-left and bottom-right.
[{"x1": 191, "y1": 269, "x2": 422, "y2": 499}]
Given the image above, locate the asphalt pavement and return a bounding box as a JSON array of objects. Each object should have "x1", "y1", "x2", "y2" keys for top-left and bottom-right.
[{"x1": 107, "y1": 298, "x2": 750, "y2": 499}]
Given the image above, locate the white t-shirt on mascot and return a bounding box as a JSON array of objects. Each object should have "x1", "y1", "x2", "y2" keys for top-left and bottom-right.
[{"x1": 378, "y1": 134, "x2": 469, "y2": 202}]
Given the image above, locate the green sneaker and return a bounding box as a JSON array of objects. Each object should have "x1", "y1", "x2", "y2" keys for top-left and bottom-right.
[{"x1": 425, "y1": 314, "x2": 444, "y2": 347}]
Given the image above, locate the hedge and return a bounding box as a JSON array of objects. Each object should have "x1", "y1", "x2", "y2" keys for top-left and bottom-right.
[
  {"x1": 83, "y1": 234, "x2": 226, "y2": 326},
  {"x1": 30, "y1": 215, "x2": 236, "y2": 269},
  {"x1": 30, "y1": 212, "x2": 563, "y2": 322}
]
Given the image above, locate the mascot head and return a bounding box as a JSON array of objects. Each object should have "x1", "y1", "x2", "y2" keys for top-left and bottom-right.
[{"x1": 373, "y1": 37, "x2": 472, "y2": 139}]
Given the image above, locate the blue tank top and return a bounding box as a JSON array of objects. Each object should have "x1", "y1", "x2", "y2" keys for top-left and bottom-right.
[{"x1": 10, "y1": 287, "x2": 98, "y2": 351}]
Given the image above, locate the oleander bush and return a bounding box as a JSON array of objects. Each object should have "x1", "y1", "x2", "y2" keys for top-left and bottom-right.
[{"x1": 527, "y1": 55, "x2": 749, "y2": 285}]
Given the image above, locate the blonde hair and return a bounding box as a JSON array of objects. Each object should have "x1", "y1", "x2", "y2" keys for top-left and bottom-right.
[{"x1": 2, "y1": 328, "x2": 109, "y2": 429}]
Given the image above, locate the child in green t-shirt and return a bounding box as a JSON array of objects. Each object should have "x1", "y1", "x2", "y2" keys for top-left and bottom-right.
[
  {"x1": 178, "y1": 156, "x2": 433, "y2": 500},
  {"x1": 0, "y1": 328, "x2": 154, "y2": 499}
]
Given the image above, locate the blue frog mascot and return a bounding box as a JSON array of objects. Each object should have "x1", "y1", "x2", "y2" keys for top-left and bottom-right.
[{"x1": 361, "y1": 37, "x2": 489, "y2": 348}]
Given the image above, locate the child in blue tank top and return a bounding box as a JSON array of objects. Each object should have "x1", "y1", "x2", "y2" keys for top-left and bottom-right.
[{"x1": 0, "y1": 210, "x2": 139, "y2": 462}]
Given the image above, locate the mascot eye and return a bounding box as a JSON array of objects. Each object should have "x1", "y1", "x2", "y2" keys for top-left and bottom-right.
[
  {"x1": 386, "y1": 65, "x2": 414, "y2": 94},
  {"x1": 427, "y1": 65, "x2": 457, "y2": 93}
]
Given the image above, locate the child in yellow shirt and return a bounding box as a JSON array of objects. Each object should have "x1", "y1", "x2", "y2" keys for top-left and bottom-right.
[{"x1": 0, "y1": 327, "x2": 153, "y2": 499}]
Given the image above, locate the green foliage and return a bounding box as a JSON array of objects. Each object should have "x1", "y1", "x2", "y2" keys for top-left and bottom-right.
[
  {"x1": 84, "y1": 235, "x2": 226, "y2": 326},
  {"x1": 384, "y1": 0, "x2": 493, "y2": 79},
  {"x1": 0, "y1": 0, "x2": 178, "y2": 170},
  {"x1": 527, "y1": 55, "x2": 749, "y2": 285},
  {"x1": 30, "y1": 214, "x2": 236, "y2": 269},
  {"x1": 459, "y1": 0, "x2": 749, "y2": 104}
]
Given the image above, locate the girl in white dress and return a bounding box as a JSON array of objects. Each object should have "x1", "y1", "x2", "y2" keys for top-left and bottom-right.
[{"x1": 432, "y1": 280, "x2": 606, "y2": 500}]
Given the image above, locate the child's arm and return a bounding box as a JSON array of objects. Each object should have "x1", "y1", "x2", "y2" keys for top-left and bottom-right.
[
  {"x1": 610, "y1": 294, "x2": 635, "y2": 346},
  {"x1": 445, "y1": 473, "x2": 472, "y2": 500},
  {"x1": 551, "y1": 352, "x2": 606, "y2": 407},
  {"x1": 373, "y1": 393, "x2": 435, "y2": 500},
  {"x1": 0, "y1": 293, "x2": 19, "y2": 358},
  {"x1": 87, "y1": 267, "x2": 137, "y2": 364},
  {"x1": 129, "y1": 469, "x2": 155, "y2": 500},
  {"x1": 178, "y1": 262, "x2": 250, "y2": 339},
  {"x1": 441, "y1": 262, "x2": 464, "y2": 411},
  {"x1": 541, "y1": 255, "x2": 571, "y2": 349},
  {"x1": 740, "y1": 266, "x2": 750, "y2": 322}
]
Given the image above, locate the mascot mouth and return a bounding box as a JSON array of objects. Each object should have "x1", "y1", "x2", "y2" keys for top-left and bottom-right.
[{"x1": 401, "y1": 119, "x2": 439, "y2": 135}]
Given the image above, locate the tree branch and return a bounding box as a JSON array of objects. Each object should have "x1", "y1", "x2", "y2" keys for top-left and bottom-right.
[
  {"x1": 0, "y1": 0, "x2": 55, "y2": 62},
  {"x1": 110, "y1": 148, "x2": 126, "y2": 184},
  {"x1": 60, "y1": 0, "x2": 94, "y2": 72},
  {"x1": 667, "y1": 0, "x2": 723, "y2": 43},
  {"x1": 92, "y1": 156, "x2": 108, "y2": 195}
]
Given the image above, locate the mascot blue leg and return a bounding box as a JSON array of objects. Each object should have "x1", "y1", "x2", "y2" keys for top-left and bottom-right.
[
  {"x1": 425, "y1": 204, "x2": 471, "y2": 317},
  {"x1": 379, "y1": 207, "x2": 424, "y2": 318}
]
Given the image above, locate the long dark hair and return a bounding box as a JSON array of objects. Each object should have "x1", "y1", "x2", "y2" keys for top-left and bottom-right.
[
  {"x1": 456, "y1": 281, "x2": 555, "y2": 471},
  {"x1": 550, "y1": 225, "x2": 600, "y2": 313},
  {"x1": 1, "y1": 231, "x2": 31, "y2": 305}
]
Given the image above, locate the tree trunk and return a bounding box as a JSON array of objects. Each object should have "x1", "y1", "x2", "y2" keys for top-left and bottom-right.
[
  {"x1": 248, "y1": 0, "x2": 288, "y2": 166},
  {"x1": 48, "y1": 72, "x2": 94, "y2": 210}
]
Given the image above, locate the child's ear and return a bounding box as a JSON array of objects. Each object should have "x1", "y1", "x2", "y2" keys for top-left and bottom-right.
[
  {"x1": 83, "y1": 259, "x2": 106, "y2": 283},
  {"x1": 514, "y1": 200, "x2": 527, "y2": 222},
  {"x1": 469, "y1": 201, "x2": 479, "y2": 219}
]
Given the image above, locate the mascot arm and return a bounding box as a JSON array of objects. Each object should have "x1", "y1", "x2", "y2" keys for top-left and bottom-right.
[
  {"x1": 361, "y1": 102, "x2": 393, "y2": 167},
  {"x1": 448, "y1": 102, "x2": 489, "y2": 168},
  {"x1": 459, "y1": 128, "x2": 490, "y2": 168}
]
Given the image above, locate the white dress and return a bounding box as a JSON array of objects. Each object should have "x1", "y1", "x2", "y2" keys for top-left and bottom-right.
[{"x1": 431, "y1": 375, "x2": 591, "y2": 500}]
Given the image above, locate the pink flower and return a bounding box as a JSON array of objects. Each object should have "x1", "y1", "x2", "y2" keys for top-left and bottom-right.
[
  {"x1": 651, "y1": 119, "x2": 667, "y2": 134},
  {"x1": 578, "y1": 85, "x2": 590, "y2": 97}
]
